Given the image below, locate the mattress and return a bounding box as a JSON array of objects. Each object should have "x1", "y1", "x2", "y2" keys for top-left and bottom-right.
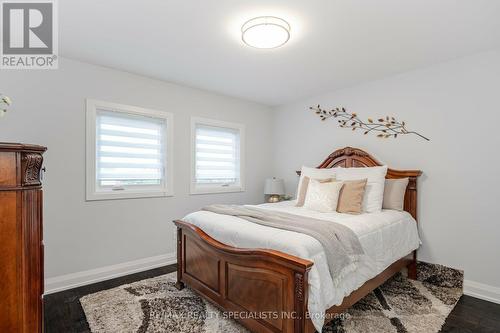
[{"x1": 183, "y1": 201, "x2": 421, "y2": 331}]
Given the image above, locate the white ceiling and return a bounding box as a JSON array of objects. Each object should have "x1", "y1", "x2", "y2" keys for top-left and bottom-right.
[{"x1": 61, "y1": 0, "x2": 500, "y2": 106}]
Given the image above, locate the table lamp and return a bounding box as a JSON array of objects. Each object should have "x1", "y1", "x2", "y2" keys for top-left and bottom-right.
[{"x1": 264, "y1": 177, "x2": 285, "y2": 203}]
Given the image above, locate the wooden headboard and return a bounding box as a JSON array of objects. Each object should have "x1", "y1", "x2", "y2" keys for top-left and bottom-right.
[{"x1": 296, "y1": 147, "x2": 422, "y2": 221}]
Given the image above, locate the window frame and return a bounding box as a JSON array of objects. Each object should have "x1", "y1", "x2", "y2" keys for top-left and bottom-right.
[
  {"x1": 190, "y1": 117, "x2": 245, "y2": 195},
  {"x1": 86, "y1": 99, "x2": 174, "y2": 201}
]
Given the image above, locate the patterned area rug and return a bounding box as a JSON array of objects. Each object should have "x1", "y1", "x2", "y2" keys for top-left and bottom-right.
[{"x1": 80, "y1": 262, "x2": 463, "y2": 333}]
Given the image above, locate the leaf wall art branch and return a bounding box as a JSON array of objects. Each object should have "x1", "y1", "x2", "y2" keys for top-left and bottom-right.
[{"x1": 310, "y1": 105, "x2": 430, "y2": 141}]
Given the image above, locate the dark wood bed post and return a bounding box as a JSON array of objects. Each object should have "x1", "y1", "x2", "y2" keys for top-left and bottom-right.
[
  {"x1": 405, "y1": 176, "x2": 419, "y2": 280},
  {"x1": 294, "y1": 272, "x2": 309, "y2": 333},
  {"x1": 175, "y1": 227, "x2": 185, "y2": 290}
]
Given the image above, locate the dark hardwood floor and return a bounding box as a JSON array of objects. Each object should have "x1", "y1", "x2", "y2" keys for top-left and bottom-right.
[
  {"x1": 44, "y1": 264, "x2": 500, "y2": 333},
  {"x1": 44, "y1": 264, "x2": 176, "y2": 333},
  {"x1": 441, "y1": 296, "x2": 500, "y2": 333}
]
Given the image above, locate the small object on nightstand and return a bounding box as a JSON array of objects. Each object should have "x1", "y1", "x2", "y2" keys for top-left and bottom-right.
[{"x1": 264, "y1": 177, "x2": 285, "y2": 203}]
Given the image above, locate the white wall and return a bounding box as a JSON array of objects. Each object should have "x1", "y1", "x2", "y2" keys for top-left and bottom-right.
[
  {"x1": 2, "y1": 50, "x2": 499, "y2": 301},
  {"x1": 272, "y1": 49, "x2": 500, "y2": 295},
  {"x1": 0, "y1": 58, "x2": 274, "y2": 289}
]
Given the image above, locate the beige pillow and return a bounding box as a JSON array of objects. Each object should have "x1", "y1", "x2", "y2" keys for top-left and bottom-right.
[
  {"x1": 337, "y1": 179, "x2": 368, "y2": 214},
  {"x1": 303, "y1": 179, "x2": 343, "y2": 213},
  {"x1": 336, "y1": 166, "x2": 387, "y2": 213},
  {"x1": 296, "y1": 176, "x2": 335, "y2": 207},
  {"x1": 383, "y1": 178, "x2": 409, "y2": 211}
]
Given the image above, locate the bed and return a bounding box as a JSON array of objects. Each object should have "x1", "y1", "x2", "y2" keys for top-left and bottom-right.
[{"x1": 173, "y1": 147, "x2": 422, "y2": 333}]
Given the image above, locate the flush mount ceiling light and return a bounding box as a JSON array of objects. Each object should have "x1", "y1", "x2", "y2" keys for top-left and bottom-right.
[{"x1": 241, "y1": 16, "x2": 290, "y2": 49}]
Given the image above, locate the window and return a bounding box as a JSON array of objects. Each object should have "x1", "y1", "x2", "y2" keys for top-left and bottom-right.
[
  {"x1": 191, "y1": 117, "x2": 245, "y2": 194},
  {"x1": 86, "y1": 99, "x2": 173, "y2": 200}
]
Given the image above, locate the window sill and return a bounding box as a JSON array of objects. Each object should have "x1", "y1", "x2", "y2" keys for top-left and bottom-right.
[
  {"x1": 86, "y1": 190, "x2": 173, "y2": 201},
  {"x1": 190, "y1": 186, "x2": 245, "y2": 195}
]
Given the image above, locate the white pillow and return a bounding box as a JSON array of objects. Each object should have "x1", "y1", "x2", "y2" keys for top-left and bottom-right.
[
  {"x1": 303, "y1": 179, "x2": 344, "y2": 213},
  {"x1": 336, "y1": 166, "x2": 388, "y2": 213},
  {"x1": 383, "y1": 178, "x2": 409, "y2": 211},
  {"x1": 296, "y1": 166, "x2": 339, "y2": 198}
]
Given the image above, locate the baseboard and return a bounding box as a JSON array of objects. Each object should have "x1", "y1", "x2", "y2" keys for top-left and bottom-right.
[
  {"x1": 464, "y1": 279, "x2": 500, "y2": 305},
  {"x1": 44, "y1": 252, "x2": 176, "y2": 295}
]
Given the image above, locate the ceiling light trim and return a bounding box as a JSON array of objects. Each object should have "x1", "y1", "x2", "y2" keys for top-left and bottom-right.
[{"x1": 241, "y1": 16, "x2": 291, "y2": 49}]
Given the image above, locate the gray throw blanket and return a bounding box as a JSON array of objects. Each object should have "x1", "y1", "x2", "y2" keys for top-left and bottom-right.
[{"x1": 202, "y1": 205, "x2": 365, "y2": 285}]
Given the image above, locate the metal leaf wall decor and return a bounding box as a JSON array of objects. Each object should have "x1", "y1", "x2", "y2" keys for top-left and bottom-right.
[{"x1": 310, "y1": 105, "x2": 430, "y2": 141}]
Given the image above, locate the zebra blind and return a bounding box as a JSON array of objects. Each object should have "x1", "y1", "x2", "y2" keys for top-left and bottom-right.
[
  {"x1": 96, "y1": 110, "x2": 166, "y2": 189},
  {"x1": 194, "y1": 124, "x2": 240, "y2": 186}
]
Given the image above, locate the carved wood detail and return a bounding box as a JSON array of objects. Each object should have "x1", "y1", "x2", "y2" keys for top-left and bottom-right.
[
  {"x1": 294, "y1": 273, "x2": 304, "y2": 302},
  {"x1": 328, "y1": 146, "x2": 368, "y2": 159},
  {"x1": 21, "y1": 153, "x2": 43, "y2": 186},
  {"x1": 293, "y1": 272, "x2": 308, "y2": 333}
]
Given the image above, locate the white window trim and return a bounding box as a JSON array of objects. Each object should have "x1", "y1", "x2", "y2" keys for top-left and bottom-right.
[
  {"x1": 86, "y1": 99, "x2": 174, "y2": 201},
  {"x1": 190, "y1": 117, "x2": 245, "y2": 195}
]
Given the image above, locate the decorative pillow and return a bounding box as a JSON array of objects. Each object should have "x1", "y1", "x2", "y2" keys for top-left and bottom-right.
[
  {"x1": 303, "y1": 179, "x2": 344, "y2": 213},
  {"x1": 383, "y1": 178, "x2": 409, "y2": 211},
  {"x1": 295, "y1": 176, "x2": 310, "y2": 207},
  {"x1": 295, "y1": 166, "x2": 339, "y2": 206},
  {"x1": 296, "y1": 176, "x2": 336, "y2": 207},
  {"x1": 336, "y1": 166, "x2": 388, "y2": 213},
  {"x1": 337, "y1": 179, "x2": 368, "y2": 214}
]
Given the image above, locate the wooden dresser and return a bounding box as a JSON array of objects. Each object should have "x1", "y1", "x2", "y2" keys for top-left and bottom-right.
[{"x1": 0, "y1": 143, "x2": 46, "y2": 333}]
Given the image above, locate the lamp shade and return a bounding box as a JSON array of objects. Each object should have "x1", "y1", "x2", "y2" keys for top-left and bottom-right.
[{"x1": 264, "y1": 178, "x2": 285, "y2": 195}]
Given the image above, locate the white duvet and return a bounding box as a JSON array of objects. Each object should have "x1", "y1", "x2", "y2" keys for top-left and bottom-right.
[{"x1": 183, "y1": 201, "x2": 421, "y2": 331}]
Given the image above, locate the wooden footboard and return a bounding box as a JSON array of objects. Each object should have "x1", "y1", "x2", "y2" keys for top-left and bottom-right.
[{"x1": 174, "y1": 220, "x2": 313, "y2": 333}]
